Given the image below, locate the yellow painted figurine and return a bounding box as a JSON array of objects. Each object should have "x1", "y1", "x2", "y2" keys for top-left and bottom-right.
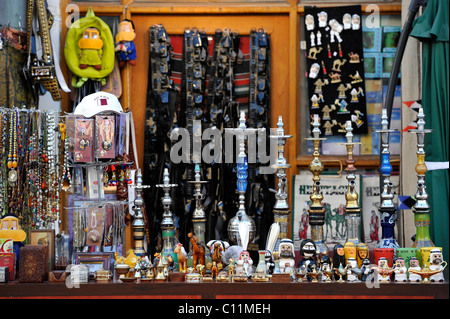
[
  {"x1": 0, "y1": 215, "x2": 27, "y2": 242},
  {"x1": 344, "y1": 241, "x2": 356, "y2": 265}
]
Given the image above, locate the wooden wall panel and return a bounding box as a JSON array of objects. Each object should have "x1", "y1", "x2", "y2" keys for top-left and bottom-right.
[{"x1": 130, "y1": 14, "x2": 291, "y2": 170}]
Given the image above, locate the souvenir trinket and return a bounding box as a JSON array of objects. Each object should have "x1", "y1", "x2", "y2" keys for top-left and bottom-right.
[
  {"x1": 429, "y1": 248, "x2": 446, "y2": 282},
  {"x1": 323, "y1": 119, "x2": 337, "y2": 135},
  {"x1": 346, "y1": 257, "x2": 361, "y2": 282},
  {"x1": 337, "y1": 83, "x2": 351, "y2": 99},
  {"x1": 188, "y1": 233, "x2": 206, "y2": 274},
  {"x1": 351, "y1": 110, "x2": 365, "y2": 128},
  {"x1": 234, "y1": 223, "x2": 253, "y2": 281},
  {"x1": 352, "y1": 14, "x2": 361, "y2": 30},
  {"x1": 329, "y1": 72, "x2": 341, "y2": 83},
  {"x1": 0, "y1": 266, "x2": 10, "y2": 283},
  {"x1": 174, "y1": 243, "x2": 188, "y2": 273},
  {"x1": 348, "y1": 52, "x2": 360, "y2": 63},
  {"x1": 95, "y1": 115, "x2": 115, "y2": 159},
  {"x1": 314, "y1": 79, "x2": 329, "y2": 94},
  {"x1": 115, "y1": 19, "x2": 137, "y2": 67},
  {"x1": 155, "y1": 255, "x2": 168, "y2": 282},
  {"x1": 206, "y1": 240, "x2": 229, "y2": 275},
  {"x1": 263, "y1": 223, "x2": 279, "y2": 274},
  {"x1": 393, "y1": 257, "x2": 408, "y2": 282},
  {"x1": 350, "y1": 72, "x2": 363, "y2": 84},
  {"x1": 185, "y1": 267, "x2": 201, "y2": 283},
  {"x1": 332, "y1": 244, "x2": 345, "y2": 281},
  {"x1": 298, "y1": 239, "x2": 317, "y2": 281},
  {"x1": 308, "y1": 265, "x2": 321, "y2": 283},
  {"x1": 332, "y1": 59, "x2": 347, "y2": 72},
  {"x1": 408, "y1": 108, "x2": 434, "y2": 248},
  {"x1": 309, "y1": 63, "x2": 321, "y2": 79},
  {"x1": 305, "y1": 14, "x2": 315, "y2": 31},
  {"x1": 316, "y1": 31, "x2": 322, "y2": 46},
  {"x1": 339, "y1": 122, "x2": 362, "y2": 245},
  {"x1": 319, "y1": 256, "x2": 333, "y2": 282},
  {"x1": 360, "y1": 258, "x2": 373, "y2": 282},
  {"x1": 408, "y1": 263, "x2": 447, "y2": 284},
  {"x1": 74, "y1": 118, "x2": 94, "y2": 163},
  {"x1": 321, "y1": 105, "x2": 336, "y2": 120},
  {"x1": 329, "y1": 19, "x2": 343, "y2": 43},
  {"x1": 305, "y1": 115, "x2": 329, "y2": 259},
  {"x1": 373, "y1": 257, "x2": 394, "y2": 283},
  {"x1": 278, "y1": 238, "x2": 295, "y2": 278},
  {"x1": 296, "y1": 265, "x2": 307, "y2": 283},
  {"x1": 311, "y1": 94, "x2": 320, "y2": 108},
  {"x1": 94, "y1": 268, "x2": 112, "y2": 282},
  {"x1": 334, "y1": 263, "x2": 347, "y2": 283},
  {"x1": 253, "y1": 251, "x2": 269, "y2": 282},
  {"x1": 356, "y1": 243, "x2": 369, "y2": 268},
  {"x1": 407, "y1": 257, "x2": 421, "y2": 282},
  {"x1": 308, "y1": 46, "x2": 323, "y2": 60},
  {"x1": 344, "y1": 242, "x2": 357, "y2": 265},
  {"x1": 318, "y1": 11, "x2": 328, "y2": 28},
  {"x1": 343, "y1": 13, "x2": 352, "y2": 30},
  {"x1": 310, "y1": 32, "x2": 316, "y2": 47}
]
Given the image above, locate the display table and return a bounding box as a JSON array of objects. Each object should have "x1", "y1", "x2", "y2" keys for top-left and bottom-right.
[{"x1": 1, "y1": 281, "x2": 448, "y2": 299}]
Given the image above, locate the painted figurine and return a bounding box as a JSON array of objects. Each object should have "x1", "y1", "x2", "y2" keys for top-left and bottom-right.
[
  {"x1": 393, "y1": 257, "x2": 408, "y2": 282},
  {"x1": 356, "y1": 243, "x2": 369, "y2": 268},
  {"x1": 343, "y1": 13, "x2": 352, "y2": 30},
  {"x1": 344, "y1": 241, "x2": 357, "y2": 265},
  {"x1": 115, "y1": 19, "x2": 137, "y2": 67},
  {"x1": 309, "y1": 63, "x2": 320, "y2": 79},
  {"x1": 305, "y1": 14, "x2": 315, "y2": 31},
  {"x1": 206, "y1": 240, "x2": 229, "y2": 272},
  {"x1": 279, "y1": 238, "x2": 296, "y2": 277},
  {"x1": 332, "y1": 244, "x2": 346, "y2": 281},
  {"x1": 429, "y1": 248, "x2": 446, "y2": 282},
  {"x1": 318, "y1": 11, "x2": 328, "y2": 28},
  {"x1": 235, "y1": 249, "x2": 253, "y2": 277},
  {"x1": 320, "y1": 256, "x2": 333, "y2": 282},
  {"x1": 346, "y1": 257, "x2": 361, "y2": 282},
  {"x1": 297, "y1": 239, "x2": 317, "y2": 281},
  {"x1": 78, "y1": 27, "x2": 103, "y2": 70},
  {"x1": 360, "y1": 258, "x2": 373, "y2": 282},
  {"x1": 329, "y1": 19, "x2": 343, "y2": 43},
  {"x1": 408, "y1": 257, "x2": 422, "y2": 282}
]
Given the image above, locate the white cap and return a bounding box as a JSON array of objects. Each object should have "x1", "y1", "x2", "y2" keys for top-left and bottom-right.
[{"x1": 74, "y1": 91, "x2": 123, "y2": 117}]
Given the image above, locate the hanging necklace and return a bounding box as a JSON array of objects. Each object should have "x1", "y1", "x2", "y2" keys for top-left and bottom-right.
[
  {"x1": 101, "y1": 117, "x2": 113, "y2": 151},
  {"x1": 7, "y1": 110, "x2": 18, "y2": 186}
]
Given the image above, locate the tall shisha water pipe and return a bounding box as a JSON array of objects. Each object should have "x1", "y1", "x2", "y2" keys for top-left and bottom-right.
[
  {"x1": 376, "y1": 109, "x2": 399, "y2": 250},
  {"x1": 270, "y1": 116, "x2": 292, "y2": 249},
  {"x1": 408, "y1": 108, "x2": 434, "y2": 248},
  {"x1": 227, "y1": 112, "x2": 256, "y2": 246},
  {"x1": 305, "y1": 114, "x2": 329, "y2": 259},
  {"x1": 156, "y1": 168, "x2": 179, "y2": 262},
  {"x1": 339, "y1": 121, "x2": 362, "y2": 245}
]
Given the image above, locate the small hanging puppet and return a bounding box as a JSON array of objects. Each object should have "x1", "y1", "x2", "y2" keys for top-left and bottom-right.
[
  {"x1": 115, "y1": 19, "x2": 137, "y2": 68},
  {"x1": 78, "y1": 27, "x2": 104, "y2": 70}
]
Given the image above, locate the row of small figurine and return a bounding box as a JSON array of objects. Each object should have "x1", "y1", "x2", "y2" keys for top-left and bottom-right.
[{"x1": 111, "y1": 239, "x2": 446, "y2": 284}]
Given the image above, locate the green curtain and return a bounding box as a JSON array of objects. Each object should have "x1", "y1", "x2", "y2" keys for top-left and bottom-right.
[{"x1": 411, "y1": 0, "x2": 449, "y2": 263}]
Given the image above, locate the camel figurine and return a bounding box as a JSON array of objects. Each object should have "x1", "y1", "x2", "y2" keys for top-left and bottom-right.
[
  {"x1": 329, "y1": 72, "x2": 341, "y2": 83},
  {"x1": 332, "y1": 59, "x2": 347, "y2": 72},
  {"x1": 211, "y1": 261, "x2": 219, "y2": 279},
  {"x1": 308, "y1": 47, "x2": 323, "y2": 60},
  {"x1": 314, "y1": 78, "x2": 329, "y2": 94},
  {"x1": 349, "y1": 71, "x2": 363, "y2": 84},
  {"x1": 174, "y1": 243, "x2": 187, "y2": 273},
  {"x1": 348, "y1": 52, "x2": 360, "y2": 63},
  {"x1": 188, "y1": 232, "x2": 206, "y2": 273}
]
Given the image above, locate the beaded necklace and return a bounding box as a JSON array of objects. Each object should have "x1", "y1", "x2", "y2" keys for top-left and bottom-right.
[{"x1": 7, "y1": 110, "x2": 18, "y2": 186}]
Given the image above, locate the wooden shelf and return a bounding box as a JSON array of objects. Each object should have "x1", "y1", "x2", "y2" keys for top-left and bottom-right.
[{"x1": 1, "y1": 281, "x2": 448, "y2": 299}]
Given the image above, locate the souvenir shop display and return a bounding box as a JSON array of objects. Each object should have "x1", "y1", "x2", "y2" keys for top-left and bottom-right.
[
  {"x1": 0, "y1": 3, "x2": 447, "y2": 300},
  {"x1": 304, "y1": 5, "x2": 368, "y2": 136}
]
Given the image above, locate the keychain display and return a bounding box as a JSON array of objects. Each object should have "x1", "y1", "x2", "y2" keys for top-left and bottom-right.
[{"x1": 304, "y1": 5, "x2": 368, "y2": 136}]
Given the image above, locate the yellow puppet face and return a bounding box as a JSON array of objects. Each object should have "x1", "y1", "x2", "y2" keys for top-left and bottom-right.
[
  {"x1": 0, "y1": 216, "x2": 27, "y2": 242},
  {"x1": 115, "y1": 21, "x2": 136, "y2": 42},
  {"x1": 78, "y1": 28, "x2": 104, "y2": 50}
]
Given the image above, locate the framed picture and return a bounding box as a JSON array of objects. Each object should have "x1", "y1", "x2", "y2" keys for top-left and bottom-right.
[
  {"x1": 382, "y1": 52, "x2": 401, "y2": 78},
  {"x1": 382, "y1": 26, "x2": 401, "y2": 52},
  {"x1": 29, "y1": 229, "x2": 55, "y2": 271},
  {"x1": 362, "y1": 27, "x2": 382, "y2": 52},
  {"x1": 74, "y1": 252, "x2": 114, "y2": 278},
  {"x1": 363, "y1": 53, "x2": 382, "y2": 78}
]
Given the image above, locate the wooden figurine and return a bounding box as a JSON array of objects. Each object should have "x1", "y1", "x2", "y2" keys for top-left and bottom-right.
[
  {"x1": 115, "y1": 19, "x2": 137, "y2": 68},
  {"x1": 174, "y1": 243, "x2": 187, "y2": 273},
  {"x1": 429, "y1": 248, "x2": 447, "y2": 282},
  {"x1": 188, "y1": 232, "x2": 206, "y2": 273},
  {"x1": 393, "y1": 257, "x2": 408, "y2": 282}
]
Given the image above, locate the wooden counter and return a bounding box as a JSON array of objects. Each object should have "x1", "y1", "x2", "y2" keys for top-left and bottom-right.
[{"x1": 1, "y1": 281, "x2": 447, "y2": 299}]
